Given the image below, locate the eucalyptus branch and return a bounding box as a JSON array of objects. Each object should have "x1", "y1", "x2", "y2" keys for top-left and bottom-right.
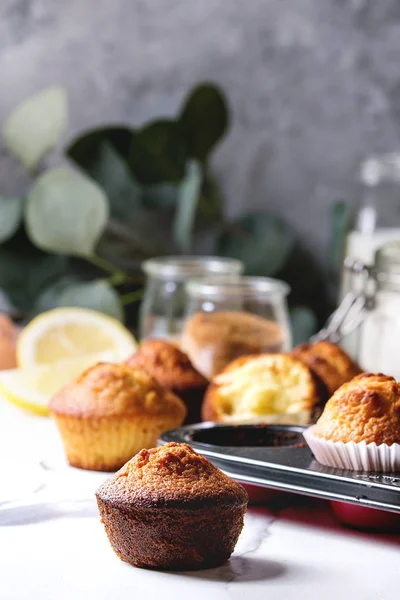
[{"x1": 120, "y1": 289, "x2": 144, "y2": 306}]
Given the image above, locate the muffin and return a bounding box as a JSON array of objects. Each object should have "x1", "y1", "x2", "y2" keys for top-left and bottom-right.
[
  {"x1": 202, "y1": 353, "x2": 323, "y2": 425},
  {"x1": 181, "y1": 310, "x2": 284, "y2": 379},
  {"x1": 0, "y1": 314, "x2": 17, "y2": 370},
  {"x1": 96, "y1": 442, "x2": 248, "y2": 570},
  {"x1": 304, "y1": 373, "x2": 400, "y2": 471},
  {"x1": 292, "y1": 340, "x2": 361, "y2": 395},
  {"x1": 50, "y1": 363, "x2": 186, "y2": 471},
  {"x1": 126, "y1": 339, "x2": 208, "y2": 424}
]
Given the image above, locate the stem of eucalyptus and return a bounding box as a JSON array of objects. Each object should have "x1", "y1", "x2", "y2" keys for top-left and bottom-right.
[{"x1": 120, "y1": 289, "x2": 144, "y2": 306}]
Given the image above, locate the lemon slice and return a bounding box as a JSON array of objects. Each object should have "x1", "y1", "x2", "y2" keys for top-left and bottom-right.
[
  {"x1": 17, "y1": 308, "x2": 137, "y2": 368},
  {"x1": 0, "y1": 352, "x2": 117, "y2": 415}
]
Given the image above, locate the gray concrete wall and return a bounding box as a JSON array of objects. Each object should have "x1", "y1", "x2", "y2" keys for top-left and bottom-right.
[{"x1": 1, "y1": 0, "x2": 400, "y2": 259}]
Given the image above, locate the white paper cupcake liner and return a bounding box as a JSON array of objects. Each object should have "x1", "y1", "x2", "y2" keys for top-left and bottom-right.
[{"x1": 303, "y1": 426, "x2": 400, "y2": 472}]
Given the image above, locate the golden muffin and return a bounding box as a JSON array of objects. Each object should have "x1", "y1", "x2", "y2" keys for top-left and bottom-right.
[
  {"x1": 126, "y1": 339, "x2": 208, "y2": 424},
  {"x1": 313, "y1": 373, "x2": 400, "y2": 446},
  {"x1": 202, "y1": 353, "x2": 322, "y2": 425},
  {"x1": 96, "y1": 442, "x2": 248, "y2": 570},
  {"x1": 50, "y1": 363, "x2": 186, "y2": 471},
  {"x1": 181, "y1": 310, "x2": 284, "y2": 379},
  {"x1": 292, "y1": 340, "x2": 361, "y2": 395}
]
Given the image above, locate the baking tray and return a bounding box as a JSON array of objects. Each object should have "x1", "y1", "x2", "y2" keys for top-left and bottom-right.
[{"x1": 159, "y1": 423, "x2": 400, "y2": 514}]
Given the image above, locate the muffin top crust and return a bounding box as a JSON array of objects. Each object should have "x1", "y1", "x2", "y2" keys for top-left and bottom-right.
[
  {"x1": 126, "y1": 339, "x2": 208, "y2": 391},
  {"x1": 292, "y1": 340, "x2": 361, "y2": 395},
  {"x1": 96, "y1": 442, "x2": 248, "y2": 509},
  {"x1": 313, "y1": 373, "x2": 400, "y2": 445},
  {"x1": 50, "y1": 362, "x2": 186, "y2": 421}
]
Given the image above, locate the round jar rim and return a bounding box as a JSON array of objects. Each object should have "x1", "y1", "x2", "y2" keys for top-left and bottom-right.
[
  {"x1": 185, "y1": 275, "x2": 290, "y2": 299},
  {"x1": 142, "y1": 256, "x2": 243, "y2": 281}
]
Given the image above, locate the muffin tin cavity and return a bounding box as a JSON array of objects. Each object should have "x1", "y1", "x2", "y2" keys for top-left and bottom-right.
[{"x1": 187, "y1": 424, "x2": 305, "y2": 448}]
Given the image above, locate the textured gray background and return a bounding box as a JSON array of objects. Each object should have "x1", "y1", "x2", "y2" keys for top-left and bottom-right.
[{"x1": 1, "y1": 0, "x2": 400, "y2": 260}]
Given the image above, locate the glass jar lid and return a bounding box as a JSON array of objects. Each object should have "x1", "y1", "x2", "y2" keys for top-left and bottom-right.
[
  {"x1": 185, "y1": 276, "x2": 290, "y2": 300},
  {"x1": 142, "y1": 256, "x2": 243, "y2": 281}
]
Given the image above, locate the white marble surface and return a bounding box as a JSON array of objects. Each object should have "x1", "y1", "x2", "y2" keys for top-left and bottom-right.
[{"x1": 1, "y1": 399, "x2": 399, "y2": 600}]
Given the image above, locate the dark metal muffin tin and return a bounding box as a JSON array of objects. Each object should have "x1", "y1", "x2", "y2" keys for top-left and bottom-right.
[{"x1": 159, "y1": 423, "x2": 400, "y2": 514}]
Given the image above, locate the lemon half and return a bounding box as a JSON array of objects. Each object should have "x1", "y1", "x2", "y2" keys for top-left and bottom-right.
[
  {"x1": 17, "y1": 307, "x2": 137, "y2": 368},
  {"x1": 0, "y1": 351, "x2": 121, "y2": 415}
]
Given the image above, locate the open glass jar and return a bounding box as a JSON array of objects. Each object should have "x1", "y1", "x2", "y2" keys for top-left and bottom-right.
[
  {"x1": 181, "y1": 276, "x2": 292, "y2": 378},
  {"x1": 139, "y1": 256, "x2": 243, "y2": 340}
]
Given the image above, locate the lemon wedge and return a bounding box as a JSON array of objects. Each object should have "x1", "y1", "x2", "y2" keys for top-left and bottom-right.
[
  {"x1": 17, "y1": 307, "x2": 137, "y2": 368},
  {"x1": 0, "y1": 352, "x2": 119, "y2": 415}
]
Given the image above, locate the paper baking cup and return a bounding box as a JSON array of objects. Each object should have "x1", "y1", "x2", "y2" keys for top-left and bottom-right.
[{"x1": 303, "y1": 426, "x2": 400, "y2": 472}]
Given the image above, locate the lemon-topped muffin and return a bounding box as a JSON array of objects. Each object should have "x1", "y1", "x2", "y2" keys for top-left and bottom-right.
[
  {"x1": 50, "y1": 363, "x2": 186, "y2": 471},
  {"x1": 126, "y1": 339, "x2": 208, "y2": 424},
  {"x1": 96, "y1": 442, "x2": 248, "y2": 569},
  {"x1": 202, "y1": 353, "x2": 322, "y2": 424}
]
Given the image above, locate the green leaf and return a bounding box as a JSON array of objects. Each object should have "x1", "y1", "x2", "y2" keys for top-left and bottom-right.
[
  {"x1": 0, "y1": 197, "x2": 24, "y2": 243},
  {"x1": 67, "y1": 126, "x2": 133, "y2": 165},
  {"x1": 129, "y1": 120, "x2": 187, "y2": 184},
  {"x1": 33, "y1": 277, "x2": 124, "y2": 321},
  {"x1": 66, "y1": 127, "x2": 140, "y2": 219},
  {"x1": 218, "y1": 212, "x2": 294, "y2": 276},
  {"x1": 179, "y1": 83, "x2": 229, "y2": 163},
  {"x1": 197, "y1": 169, "x2": 224, "y2": 220},
  {"x1": 25, "y1": 167, "x2": 109, "y2": 257},
  {"x1": 59, "y1": 280, "x2": 123, "y2": 321},
  {"x1": 141, "y1": 182, "x2": 178, "y2": 210},
  {"x1": 32, "y1": 276, "x2": 77, "y2": 315},
  {"x1": 0, "y1": 248, "x2": 67, "y2": 314},
  {"x1": 173, "y1": 161, "x2": 202, "y2": 252},
  {"x1": 2, "y1": 86, "x2": 67, "y2": 172},
  {"x1": 290, "y1": 306, "x2": 318, "y2": 345}
]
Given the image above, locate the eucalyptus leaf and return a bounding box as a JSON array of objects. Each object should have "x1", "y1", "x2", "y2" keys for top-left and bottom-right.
[
  {"x1": 173, "y1": 161, "x2": 202, "y2": 252},
  {"x1": 218, "y1": 212, "x2": 294, "y2": 276},
  {"x1": 73, "y1": 140, "x2": 141, "y2": 219},
  {"x1": 25, "y1": 168, "x2": 109, "y2": 257},
  {"x1": 197, "y1": 169, "x2": 224, "y2": 220},
  {"x1": 2, "y1": 86, "x2": 67, "y2": 172},
  {"x1": 0, "y1": 248, "x2": 67, "y2": 313},
  {"x1": 290, "y1": 306, "x2": 318, "y2": 345},
  {"x1": 0, "y1": 197, "x2": 24, "y2": 243},
  {"x1": 129, "y1": 120, "x2": 187, "y2": 184},
  {"x1": 59, "y1": 280, "x2": 123, "y2": 321},
  {"x1": 32, "y1": 276, "x2": 77, "y2": 315},
  {"x1": 67, "y1": 126, "x2": 133, "y2": 165},
  {"x1": 141, "y1": 182, "x2": 178, "y2": 210},
  {"x1": 179, "y1": 83, "x2": 229, "y2": 163},
  {"x1": 66, "y1": 127, "x2": 140, "y2": 218}
]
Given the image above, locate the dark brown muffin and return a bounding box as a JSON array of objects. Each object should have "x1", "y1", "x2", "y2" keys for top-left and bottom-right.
[
  {"x1": 292, "y1": 340, "x2": 361, "y2": 395},
  {"x1": 96, "y1": 442, "x2": 248, "y2": 570},
  {"x1": 126, "y1": 339, "x2": 208, "y2": 424}
]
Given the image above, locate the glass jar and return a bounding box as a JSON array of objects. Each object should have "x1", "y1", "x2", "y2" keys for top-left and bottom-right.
[
  {"x1": 139, "y1": 256, "x2": 243, "y2": 340},
  {"x1": 345, "y1": 241, "x2": 400, "y2": 379},
  {"x1": 344, "y1": 153, "x2": 400, "y2": 269},
  {"x1": 181, "y1": 276, "x2": 292, "y2": 377}
]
